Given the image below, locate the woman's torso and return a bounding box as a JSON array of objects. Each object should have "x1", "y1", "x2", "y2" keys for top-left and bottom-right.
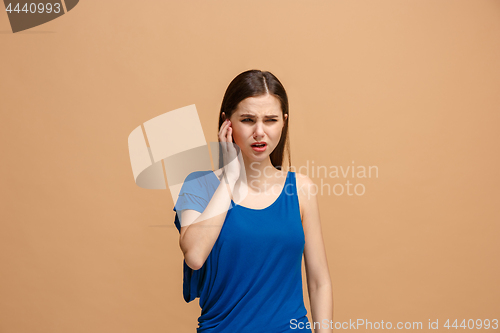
[{"x1": 193, "y1": 170, "x2": 312, "y2": 333}]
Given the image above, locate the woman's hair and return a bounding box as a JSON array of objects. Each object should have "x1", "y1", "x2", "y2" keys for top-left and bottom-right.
[{"x1": 218, "y1": 69, "x2": 291, "y2": 171}]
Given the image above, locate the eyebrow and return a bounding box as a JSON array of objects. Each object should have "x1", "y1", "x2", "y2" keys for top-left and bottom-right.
[{"x1": 239, "y1": 114, "x2": 279, "y2": 118}]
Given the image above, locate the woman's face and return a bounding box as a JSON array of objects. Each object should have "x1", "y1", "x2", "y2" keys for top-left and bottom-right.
[{"x1": 229, "y1": 94, "x2": 288, "y2": 163}]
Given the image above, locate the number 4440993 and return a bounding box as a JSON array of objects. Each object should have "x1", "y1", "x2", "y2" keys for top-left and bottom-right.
[
  {"x1": 5, "y1": 3, "x2": 62, "y2": 14},
  {"x1": 444, "y1": 319, "x2": 498, "y2": 329}
]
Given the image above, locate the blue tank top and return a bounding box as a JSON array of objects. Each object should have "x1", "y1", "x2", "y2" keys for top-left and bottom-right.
[{"x1": 173, "y1": 171, "x2": 312, "y2": 333}]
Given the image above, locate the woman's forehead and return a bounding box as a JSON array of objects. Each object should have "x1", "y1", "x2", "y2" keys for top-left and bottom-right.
[{"x1": 235, "y1": 95, "x2": 281, "y2": 116}]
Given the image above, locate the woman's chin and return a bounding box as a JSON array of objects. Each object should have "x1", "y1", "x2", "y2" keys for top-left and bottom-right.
[{"x1": 243, "y1": 150, "x2": 269, "y2": 162}]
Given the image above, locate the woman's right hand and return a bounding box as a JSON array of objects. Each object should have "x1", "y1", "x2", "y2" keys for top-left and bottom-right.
[{"x1": 218, "y1": 119, "x2": 242, "y2": 184}]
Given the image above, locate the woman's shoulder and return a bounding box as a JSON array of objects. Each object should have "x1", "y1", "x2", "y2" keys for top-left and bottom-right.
[
  {"x1": 180, "y1": 170, "x2": 219, "y2": 193},
  {"x1": 293, "y1": 172, "x2": 317, "y2": 224},
  {"x1": 293, "y1": 172, "x2": 315, "y2": 197},
  {"x1": 183, "y1": 169, "x2": 218, "y2": 182},
  {"x1": 184, "y1": 169, "x2": 212, "y2": 178},
  {"x1": 293, "y1": 171, "x2": 313, "y2": 184}
]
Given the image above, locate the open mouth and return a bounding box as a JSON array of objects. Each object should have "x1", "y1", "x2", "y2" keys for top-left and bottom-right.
[{"x1": 251, "y1": 142, "x2": 267, "y2": 151}]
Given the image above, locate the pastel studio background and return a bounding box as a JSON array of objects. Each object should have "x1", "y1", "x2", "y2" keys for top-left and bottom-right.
[{"x1": 1, "y1": 1, "x2": 499, "y2": 332}]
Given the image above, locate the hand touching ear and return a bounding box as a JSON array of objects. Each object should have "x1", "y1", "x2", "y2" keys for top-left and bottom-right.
[{"x1": 221, "y1": 112, "x2": 234, "y2": 143}]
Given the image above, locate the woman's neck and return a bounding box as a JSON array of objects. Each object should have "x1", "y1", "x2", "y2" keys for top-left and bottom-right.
[
  {"x1": 213, "y1": 157, "x2": 283, "y2": 190},
  {"x1": 241, "y1": 157, "x2": 283, "y2": 190}
]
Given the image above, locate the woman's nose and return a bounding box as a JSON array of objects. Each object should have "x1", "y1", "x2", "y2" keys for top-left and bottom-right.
[{"x1": 253, "y1": 122, "x2": 265, "y2": 137}]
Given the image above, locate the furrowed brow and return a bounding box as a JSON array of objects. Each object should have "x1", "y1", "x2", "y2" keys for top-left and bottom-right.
[{"x1": 239, "y1": 114, "x2": 279, "y2": 118}]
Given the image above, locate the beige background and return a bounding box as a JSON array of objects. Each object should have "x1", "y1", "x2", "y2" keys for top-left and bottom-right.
[{"x1": 1, "y1": 1, "x2": 499, "y2": 332}]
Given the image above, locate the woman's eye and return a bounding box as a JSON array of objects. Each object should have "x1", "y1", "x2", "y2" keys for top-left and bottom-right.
[{"x1": 242, "y1": 118, "x2": 278, "y2": 122}]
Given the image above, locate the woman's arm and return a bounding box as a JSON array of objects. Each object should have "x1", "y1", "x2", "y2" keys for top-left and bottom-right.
[
  {"x1": 297, "y1": 173, "x2": 333, "y2": 333},
  {"x1": 179, "y1": 178, "x2": 236, "y2": 270},
  {"x1": 179, "y1": 118, "x2": 241, "y2": 271}
]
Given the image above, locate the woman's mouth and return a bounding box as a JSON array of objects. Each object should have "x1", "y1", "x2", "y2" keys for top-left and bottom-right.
[{"x1": 251, "y1": 142, "x2": 267, "y2": 152}]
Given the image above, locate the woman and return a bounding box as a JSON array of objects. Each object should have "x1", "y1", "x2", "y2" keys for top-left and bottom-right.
[{"x1": 173, "y1": 70, "x2": 333, "y2": 332}]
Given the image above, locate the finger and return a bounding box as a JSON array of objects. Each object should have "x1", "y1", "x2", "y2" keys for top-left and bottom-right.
[
  {"x1": 219, "y1": 122, "x2": 230, "y2": 142},
  {"x1": 222, "y1": 123, "x2": 231, "y2": 143},
  {"x1": 219, "y1": 120, "x2": 228, "y2": 135},
  {"x1": 220, "y1": 120, "x2": 230, "y2": 135},
  {"x1": 227, "y1": 131, "x2": 236, "y2": 151}
]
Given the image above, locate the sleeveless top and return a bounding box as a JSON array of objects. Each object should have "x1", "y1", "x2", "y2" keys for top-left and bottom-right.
[{"x1": 173, "y1": 171, "x2": 312, "y2": 333}]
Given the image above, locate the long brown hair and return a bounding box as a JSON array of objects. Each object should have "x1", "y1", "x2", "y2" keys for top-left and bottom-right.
[{"x1": 218, "y1": 69, "x2": 291, "y2": 171}]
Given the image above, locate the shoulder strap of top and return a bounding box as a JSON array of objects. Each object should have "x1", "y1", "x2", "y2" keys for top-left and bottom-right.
[{"x1": 286, "y1": 171, "x2": 297, "y2": 199}]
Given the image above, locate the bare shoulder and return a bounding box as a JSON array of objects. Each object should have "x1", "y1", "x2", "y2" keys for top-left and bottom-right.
[
  {"x1": 294, "y1": 172, "x2": 315, "y2": 197},
  {"x1": 294, "y1": 172, "x2": 316, "y2": 222}
]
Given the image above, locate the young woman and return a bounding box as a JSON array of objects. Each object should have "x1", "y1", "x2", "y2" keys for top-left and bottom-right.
[{"x1": 173, "y1": 70, "x2": 333, "y2": 332}]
